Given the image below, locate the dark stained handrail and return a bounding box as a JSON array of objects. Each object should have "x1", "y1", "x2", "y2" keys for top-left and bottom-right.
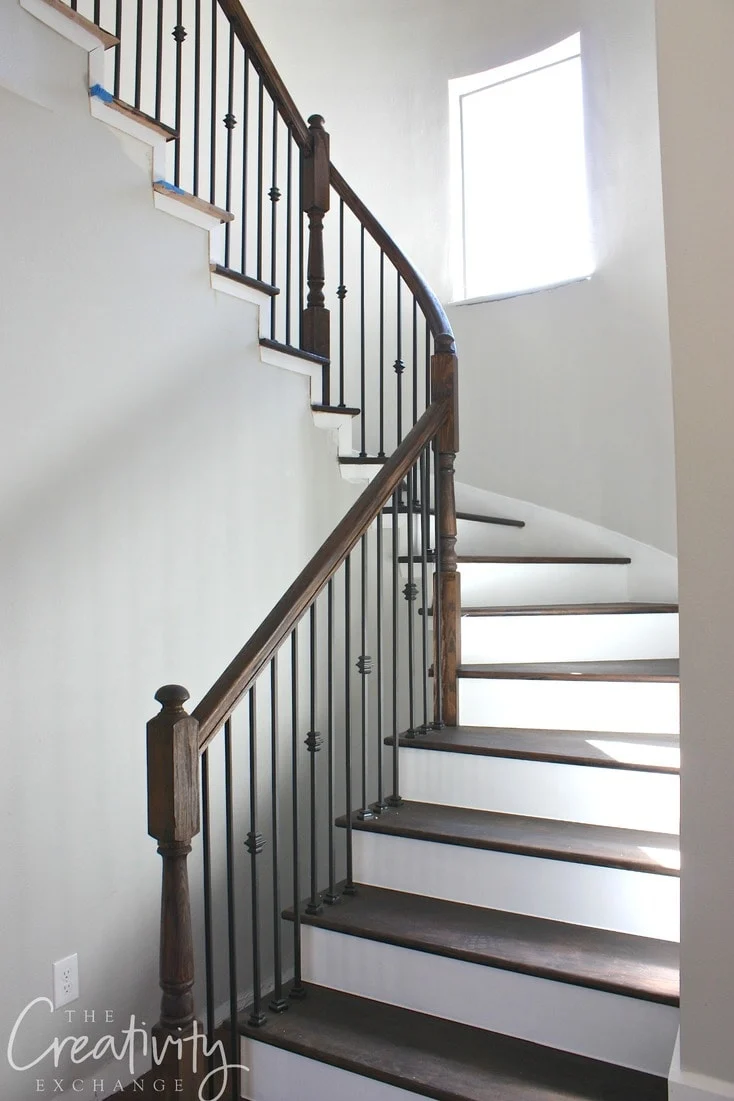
[{"x1": 193, "y1": 399, "x2": 450, "y2": 748}]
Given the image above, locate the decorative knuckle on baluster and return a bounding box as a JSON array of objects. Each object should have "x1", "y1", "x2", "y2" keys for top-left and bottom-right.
[
  {"x1": 223, "y1": 112, "x2": 237, "y2": 130},
  {"x1": 304, "y1": 730, "x2": 323, "y2": 753},
  {"x1": 393, "y1": 359, "x2": 405, "y2": 375},
  {"x1": 356, "y1": 655, "x2": 373, "y2": 675},
  {"x1": 172, "y1": 24, "x2": 187, "y2": 43},
  {"x1": 154, "y1": 684, "x2": 190, "y2": 710},
  {"x1": 268, "y1": 186, "x2": 281, "y2": 202},
  {"x1": 245, "y1": 831, "x2": 266, "y2": 855},
  {"x1": 403, "y1": 582, "x2": 418, "y2": 602},
  {"x1": 337, "y1": 284, "x2": 348, "y2": 300}
]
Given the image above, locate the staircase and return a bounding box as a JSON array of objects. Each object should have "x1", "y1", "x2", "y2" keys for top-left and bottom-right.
[{"x1": 14, "y1": 2, "x2": 680, "y2": 1098}]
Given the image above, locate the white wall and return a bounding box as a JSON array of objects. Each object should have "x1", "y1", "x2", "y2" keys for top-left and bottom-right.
[
  {"x1": 655, "y1": 0, "x2": 734, "y2": 1091},
  {"x1": 243, "y1": 0, "x2": 677, "y2": 555},
  {"x1": 0, "y1": 6, "x2": 358, "y2": 1096}
]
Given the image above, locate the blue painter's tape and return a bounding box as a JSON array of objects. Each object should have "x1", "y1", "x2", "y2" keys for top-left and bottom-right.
[
  {"x1": 155, "y1": 180, "x2": 186, "y2": 196},
  {"x1": 89, "y1": 84, "x2": 114, "y2": 104}
]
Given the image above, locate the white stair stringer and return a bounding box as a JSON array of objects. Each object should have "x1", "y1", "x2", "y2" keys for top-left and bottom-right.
[
  {"x1": 241, "y1": 1037, "x2": 433, "y2": 1101},
  {"x1": 300, "y1": 925, "x2": 679, "y2": 1076},
  {"x1": 399, "y1": 747, "x2": 679, "y2": 833},
  {"x1": 458, "y1": 678, "x2": 680, "y2": 734},
  {"x1": 461, "y1": 609, "x2": 679, "y2": 663},
  {"x1": 352, "y1": 832, "x2": 680, "y2": 941}
]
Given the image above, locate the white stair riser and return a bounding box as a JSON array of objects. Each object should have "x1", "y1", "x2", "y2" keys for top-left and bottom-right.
[
  {"x1": 241, "y1": 1036, "x2": 432, "y2": 1101},
  {"x1": 399, "y1": 748, "x2": 679, "y2": 833},
  {"x1": 301, "y1": 927, "x2": 679, "y2": 1076},
  {"x1": 352, "y1": 832, "x2": 680, "y2": 940},
  {"x1": 459, "y1": 678, "x2": 680, "y2": 734},
  {"x1": 457, "y1": 562, "x2": 630, "y2": 607},
  {"x1": 460, "y1": 612, "x2": 679, "y2": 663}
]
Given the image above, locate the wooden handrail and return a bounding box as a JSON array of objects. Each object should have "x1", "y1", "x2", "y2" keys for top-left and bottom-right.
[
  {"x1": 330, "y1": 166, "x2": 456, "y2": 353},
  {"x1": 216, "y1": 0, "x2": 311, "y2": 148},
  {"x1": 193, "y1": 399, "x2": 450, "y2": 748}
]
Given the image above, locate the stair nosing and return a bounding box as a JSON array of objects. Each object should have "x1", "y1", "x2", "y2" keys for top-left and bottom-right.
[
  {"x1": 456, "y1": 659, "x2": 679, "y2": 683},
  {"x1": 285, "y1": 883, "x2": 679, "y2": 1006},
  {"x1": 460, "y1": 602, "x2": 679, "y2": 616}
]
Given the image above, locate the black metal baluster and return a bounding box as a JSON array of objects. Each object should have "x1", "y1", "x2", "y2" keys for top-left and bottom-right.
[
  {"x1": 285, "y1": 134, "x2": 293, "y2": 345},
  {"x1": 201, "y1": 750, "x2": 215, "y2": 1054},
  {"x1": 425, "y1": 317, "x2": 432, "y2": 408},
  {"x1": 305, "y1": 604, "x2": 323, "y2": 914},
  {"x1": 344, "y1": 555, "x2": 356, "y2": 890},
  {"x1": 357, "y1": 534, "x2": 376, "y2": 819},
  {"x1": 290, "y1": 629, "x2": 306, "y2": 997},
  {"x1": 93, "y1": 1, "x2": 101, "y2": 28},
  {"x1": 433, "y1": 436, "x2": 444, "y2": 729},
  {"x1": 374, "y1": 512, "x2": 387, "y2": 809},
  {"x1": 387, "y1": 492, "x2": 403, "y2": 806},
  {"x1": 134, "y1": 0, "x2": 143, "y2": 112},
  {"x1": 240, "y1": 55, "x2": 250, "y2": 273},
  {"x1": 325, "y1": 579, "x2": 340, "y2": 902},
  {"x1": 379, "y1": 251, "x2": 385, "y2": 457},
  {"x1": 404, "y1": 464, "x2": 417, "y2": 738},
  {"x1": 298, "y1": 149, "x2": 304, "y2": 344},
  {"x1": 359, "y1": 226, "x2": 366, "y2": 455},
  {"x1": 269, "y1": 105, "x2": 280, "y2": 339},
  {"x1": 412, "y1": 297, "x2": 419, "y2": 430},
  {"x1": 223, "y1": 23, "x2": 236, "y2": 265},
  {"x1": 419, "y1": 446, "x2": 431, "y2": 734},
  {"x1": 256, "y1": 80, "x2": 264, "y2": 282},
  {"x1": 269, "y1": 657, "x2": 288, "y2": 1013},
  {"x1": 154, "y1": 0, "x2": 164, "y2": 122},
  {"x1": 337, "y1": 198, "x2": 346, "y2": 407},
  {"x1": 192, "y1": 0, "x2": 201, "y2": 196},
  {"x1": 246, "y1": 687, "x2": 267, "y2": 1028},
  {"x1": 209, "y1": 0, "x2": 218, "y2": 206},
  {"x1": 223, "y1": 718, "x2": 242, "y2": 1098},
  {"x1": 395, "y1": 272, "x2": 404, "y2": 452},
  {"x1": 173, "y1": 1, "x2": 186, "y2": 186},
  {"x1": 113, "y1": 1, "x2": 122, "y2": 100}
]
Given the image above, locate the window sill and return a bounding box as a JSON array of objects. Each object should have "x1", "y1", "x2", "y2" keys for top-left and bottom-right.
[{"x1": 450, "y1": 273, "x2": 592, "y2": 307}]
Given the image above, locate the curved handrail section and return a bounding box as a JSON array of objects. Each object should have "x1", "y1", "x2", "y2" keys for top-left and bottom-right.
[
  {"x1": 330, "y1": 166, "x2": 456, "y2": 353},
  {"x1": 193, "y1": 398, "x2": 450, "y2": 748}
]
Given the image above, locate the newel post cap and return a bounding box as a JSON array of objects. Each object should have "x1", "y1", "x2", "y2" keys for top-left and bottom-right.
[{"x1": 147, "y1": 684, "x2": 200, "y2": 844}]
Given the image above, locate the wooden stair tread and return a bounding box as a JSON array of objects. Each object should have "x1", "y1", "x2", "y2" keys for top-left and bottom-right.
[
  {"x1": 239, "y1": 984, "x2": 668, "y2": 1101},
  {"x1": 389, "y1": 726, "x2": 680, "y2": 773},
  {"x1": 461, "y1": 602, "x2": 679, "y2": 617},
  {"x1": 211, "y1": 263, "x2": 279, "y2": 296},
  {"x1": 340, "y1": 455, "x2": 389, "y2": 465},
  {"x1": 98, "y1": 95, "x2": 178, "y2": 140},
  {"x1": 383, "y1": 504, "x2": 525, "y2": 528},
  {"x1": 40, "y1": 0, "x2": 119, "y2": 48},
  {"x1": 259, "y1": 337, "x2": 330, "y2": 365},
  {"x1": 336, "y1": 801, "x2": 680, "y2": 876},
  {"x1": 458, "y1": 659, "x2": 679, "y2": 682},
  {"x1": 312, "y1": 403, "x2": 361, "y2": 416},
  {"x1": 399, "y1": 554, "x2": 632, "y2": 565},
  {"x1": 287, "y1": 884, "x2": 679, "y2": 1005},
  {"x1": 153, "y1": 181, "x2": 233, "y2": 222}
]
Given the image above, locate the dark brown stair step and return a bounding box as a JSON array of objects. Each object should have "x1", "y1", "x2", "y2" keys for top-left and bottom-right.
[
  {"x1": 461, "y1": 602, "x2": 679, "y2": 616},
  {"x1": 211, "y1": 263, "x2": 279, "y2": 296},
  {"x1": 286, "y1": 884, "x2": 679, "y2": 1005},
  {"x1": 339, "y1": 455, "x2": 389, "y2": 465},
  {"x1": 400, "y1": 554, "x2": 632, "y2": 565},
  {"x1": 239, "y1": 984, "x2": 668, "y2": 1101},
  {"x1": 335, "y1": 801, "x2": 680, "y2": 876},
  {"x1": 457, "y1": 659, "x2": 679, "y2": 682},
  {"x1": 383, "y1": 504, "x2": 525, "y2": 528},
  {"x1": 311, "y1": 403, "x2": 361, "y2": 415},
  {"x1": 259, "y1": 337, "x2": 330, "y2": 365},
  {"x1": 387, "y1": 726, "x2": 680, "y2": 773}
]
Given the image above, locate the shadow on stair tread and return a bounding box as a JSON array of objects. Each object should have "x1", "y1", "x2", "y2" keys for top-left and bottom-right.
[
  {"x1": 239, "y1": 984, "x2": 668, "y2": 1101},
  {"x1": 336, "y1": 801, "x2": 680, "y2": 876},
  {"x1": 285, "y1": 883, "x2": 679, "y2": 1005},
  {"x1": 387, "y1": 726, "x2": 680, "y2": 773}
]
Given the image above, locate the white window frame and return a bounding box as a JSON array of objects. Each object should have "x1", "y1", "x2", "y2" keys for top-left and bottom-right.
[{"x1": 449, "y1": 34, "x2": 594, "y2": 304}]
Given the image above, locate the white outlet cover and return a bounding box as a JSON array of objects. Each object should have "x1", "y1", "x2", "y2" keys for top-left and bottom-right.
[{"x1": 53, "y1": 953, "x2": 79, "y2": 1009}]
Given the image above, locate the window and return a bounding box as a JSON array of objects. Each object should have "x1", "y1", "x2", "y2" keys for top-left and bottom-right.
[{"x1": 449, "y1": 34, "x2": 594, "y2": 302}]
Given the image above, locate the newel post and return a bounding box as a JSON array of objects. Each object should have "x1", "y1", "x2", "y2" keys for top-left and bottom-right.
[
  {"x1": 301, "y1": 113, "x2": 331, "y2": 402},
  {"x1": 431, "y1": 340, "x2": 461, "y2": 726},
  {"x1": 147, "y1": 684, "x2": 202, "y2": 1094}
]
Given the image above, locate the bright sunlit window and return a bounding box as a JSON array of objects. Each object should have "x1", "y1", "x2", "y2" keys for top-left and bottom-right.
[{"x1": 449, "y1": 34, "x2": 594, "y2": 302}]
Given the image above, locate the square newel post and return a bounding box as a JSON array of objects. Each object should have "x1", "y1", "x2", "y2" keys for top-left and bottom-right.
[
  {"x1": 301, "y1": 113, "x2": 331, "y2": 403},
  {"x1": 431, "y1": 339, "x2": 461, "y2": 727},
  {"x1": 147, "y1": 684, "x2": 203, "y2": 1096}
]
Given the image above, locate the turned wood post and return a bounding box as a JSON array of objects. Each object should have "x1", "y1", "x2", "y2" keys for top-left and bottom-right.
[
  {"x1": 147, "y1": 684, "x2": 202, "y2": 1095},
  {"x1": 431, "y1": 339, "x2": 461, "y2": 726},
  {"x1": 301, "y1": 113, "x2": 331, "y2": 403}
]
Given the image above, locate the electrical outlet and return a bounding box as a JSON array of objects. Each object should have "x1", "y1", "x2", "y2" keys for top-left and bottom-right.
[{"x1": 53, "y1": 954, "x2": 79, "y2": 1009}]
